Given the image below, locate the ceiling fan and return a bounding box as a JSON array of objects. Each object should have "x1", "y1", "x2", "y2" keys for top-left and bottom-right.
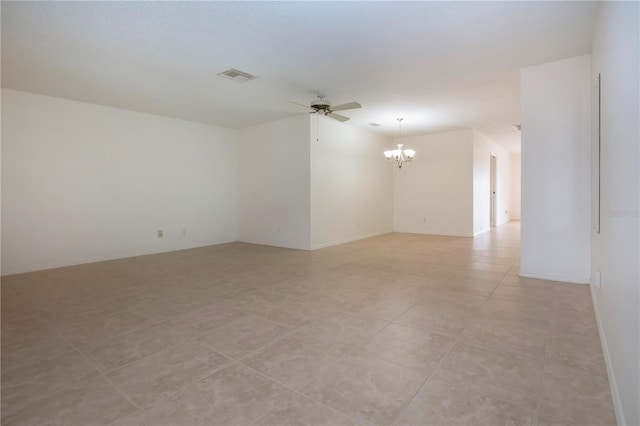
[{"x1": 289, "y1": 94, "x2": 361, "y2": 122}]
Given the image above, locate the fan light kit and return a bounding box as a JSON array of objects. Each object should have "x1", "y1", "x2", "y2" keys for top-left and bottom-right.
[{"x1": 384, "y1": 118, "x2": 415, "y2": 169}]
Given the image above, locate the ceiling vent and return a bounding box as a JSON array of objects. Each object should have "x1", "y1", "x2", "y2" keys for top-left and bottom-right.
[{"x1": 217, "y1": 68, "x2": 257, "y2": 83}]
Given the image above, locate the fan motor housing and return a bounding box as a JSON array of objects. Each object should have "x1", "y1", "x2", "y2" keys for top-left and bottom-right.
[{"x1": 311, "y1": 98, "x2": 331, "y2": 110}]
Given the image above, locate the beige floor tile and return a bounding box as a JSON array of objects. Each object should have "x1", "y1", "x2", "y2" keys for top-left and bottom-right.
[
  {"x1": 420, "y1": 290, "x2": 488, "y2": 310},
  {"x1": 196, "y1": 316, "x2": 292, "y2": 359},
  {"x1": 310, "y1": 285, "x2": 372, "y2": 310},
  {"x1": 537, "y1": 362, "x2": 616, "y2": 425},
  {"x1": 228, "y1": 290, "x2": 293, "y2": 314},
  {"x1": 263, "y1": 278, "x2": 319, "y2": 297},
  {"x1": 133, "y1": 295, "x2": 216, "y2": 321},
  {"x1": 2, "y1": 376, "x2": 136, "y2": 426},
  {"x1": 434, "y1": 343, "x2": 543, "y2": 410},
  {"x1": 257, "y1": 297, "x2": 339, "y2": 328},
  {"x1": 479, "y1": 298, "x2": 551, "y2": 325},
  {"x1": 190, "y1": 282, "x2": 253, "y2": 301},
  {"x1": 545, "y1": 333, "x2": 607, "y2": 374},
  {"x1": 394, "y1": 303, "x2": 472, "y2": 336},
  {"x1": 113, "y1": 364, "x2": 291, "y2": 426},
  {"x1": 434, "y1": 279, "x2": 498, "y2": 297},
  {"x1": 396, "y1": 377, "x2": 535, "y2": 426},
  {"x1": 242, "y1": 331, "x2": 353, "y2": 390},
  {"x1": 255, "y1": 394, "x2": 355, "y2": 426},
  {"x1": 80, "y1": 323, "x2": 188, "y2": 372},
  {"x1": 349, "y1": 297, "x2": 414, "y2": 321},
  {"x1": 40, "y1": 298, "x2": 130, "y2": 323},
  {"x1": 1, "y1": 350, "x2": 100, "y2": 417},
  {"x1": 300, "y1": 353, "x2": 428, "y2": 425},
  {"x1": 161, "y1": 303, "x2": 248, "y2": 339},
  {"x1": 107, "y1": 341, "x2": 230, "y2": 407},
  {"x1": 552, "y1": 282, "x2": 591, "y2": 298},
  {"x1": 490, "y1": 284, "x2": 556, "y2": 305},
  {"x1": 552, "y1": 284, "x2": 594, "y2": 313},
  {"x1": 1, "y1": 318, "x2": 73, "y2": 373},
  {"x1": 454, "y1": 269, "x2": 506, "y2": 284},
  {"x1": 472, "y1": 255, "x2": 518, "y2": 266},
  {"x1": 356, "y1": 323, "x2": 453, "y2": 373},
  {"x1": 548, "y1": 309, "x2": 600, "y2": 339},
  {"x1": 0, "y1": 295, "x2": 34, "y2": 325},
  {"x1": 296, "y1": 311, "x2": 388, "y2": 345},
  {"x1": 468, "y1": 262, "x2": 513, "y2": 273},
  {"x1": 52, "y1": 310, "x2": 153, "y2": 347},
  {"x1": 459, "y1": 316, "x2": 547, "y2": 360}
]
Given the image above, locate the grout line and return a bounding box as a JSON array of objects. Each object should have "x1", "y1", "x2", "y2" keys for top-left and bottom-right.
[
  {"x1": 390, "y1": 266, "x2": 541, "y2": 425},
  {"x1": 389, "y1": 283, "x2": 500, "y2": 425},
  {"x1": 105, "y1": 351, "x2": 236, "y2": 425},
  {"x1": 73, "y1": 346, "x2": 143, "y2": 412},
  {"x1": 389, "y1": 326, "x2": 463, "y2": 424},
  {"x1": 532, "y1": 299, "x2": 554, "y2": 426},
  {"x1": 233, "y1": 360, "x2": 361, "y2": 425}
]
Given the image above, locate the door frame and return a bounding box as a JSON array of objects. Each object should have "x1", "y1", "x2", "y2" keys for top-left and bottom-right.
[{"x1": 490, "y1": 155, "x2": 497, "y2": 228}]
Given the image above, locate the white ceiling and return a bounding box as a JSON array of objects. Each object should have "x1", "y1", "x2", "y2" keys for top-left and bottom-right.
[{"x1": 1, "y1": 1, "x2": 598, "y2": 152}]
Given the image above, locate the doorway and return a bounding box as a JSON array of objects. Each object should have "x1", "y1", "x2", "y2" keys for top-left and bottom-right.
[{"x1": 490, "y1": 155, "x2": 497, "y2": 228}]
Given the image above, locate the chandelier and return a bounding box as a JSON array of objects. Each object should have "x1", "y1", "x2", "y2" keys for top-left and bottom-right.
[{"x1": 384, "y1": 118, "x2": 415, "y2": 169}]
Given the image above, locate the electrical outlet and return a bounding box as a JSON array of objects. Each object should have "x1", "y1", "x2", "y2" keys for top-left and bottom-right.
[
  {"x1": 182, "y1": 229, "x2": 187, "y2": 236},
  {"x1": 277, "y1": 225, "x2": 281, "y2": 233},
  {"x1": 157, "y1": 230, "x2": 164, "y2": 238},
  {"x1": 594, "y1": 270, "x2": 602, "y2": 289}
]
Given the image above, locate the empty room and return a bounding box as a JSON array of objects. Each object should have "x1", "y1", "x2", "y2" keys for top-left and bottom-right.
[{"x1": 1, "y1": 2, "x2": 638, "y2": 426}]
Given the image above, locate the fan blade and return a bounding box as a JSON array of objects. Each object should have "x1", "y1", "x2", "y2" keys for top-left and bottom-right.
[
  {"x1": 327, "y1": 112, "x2": 350, "y2": 122},
  {"x1": 330, "y1": 101, "x2": 361, "y2": 112},
  {"x1": 288, "y1": 100, "x2": 314, "y2": 111}
]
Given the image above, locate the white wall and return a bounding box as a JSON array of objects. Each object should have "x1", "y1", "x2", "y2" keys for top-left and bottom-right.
[
  {"x1": 393, "y1": 130, "x2": 474, "y2": 237},
  {"x1": 1, "y1": 89, "x2": 238, "y2": 275},
  {"x1": 520, "y1": 55, "x2": 591, "y2": 283},
  {"x1": 237, "y1": 115, "x2": 310, "y2": 250},
  {"x1": 310, "y1": 116, "x2": 393, "y2": 249},
  {"x1": 590, "y1": 2, "x2": 639, "y2": 425},
  {"x1": 509, "y1": 153, "x2": 521, "y2": 220},
  {"x1": 472, "y1": 130, "x2": 511, "y2": 235}
]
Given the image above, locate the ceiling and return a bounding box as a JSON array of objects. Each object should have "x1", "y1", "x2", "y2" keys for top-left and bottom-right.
[{"x1": 1, "y1": 1, "x2": 598, "y2": 152}]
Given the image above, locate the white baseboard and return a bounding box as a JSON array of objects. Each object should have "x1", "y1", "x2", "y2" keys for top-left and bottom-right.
[
  {"x1": 393, "y1": 230, "x2": 474, "y2": 238},
  {"x1": 310, "y1": 230, "x2": 392, "y2": 250},
  {"x1": 590, "y1": 284, "x2": 626, "y2": 426},
  {"x1": 519, "y1": 270, "x2": 589, "y2": 284}
]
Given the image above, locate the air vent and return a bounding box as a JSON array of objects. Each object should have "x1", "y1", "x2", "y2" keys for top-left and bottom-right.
[
  {"x1": 368, "y1": 123, "x2": 381, "y2": 127},
  {"x1": 217, "y1": 68, "x2": 257, "y2": 83}
]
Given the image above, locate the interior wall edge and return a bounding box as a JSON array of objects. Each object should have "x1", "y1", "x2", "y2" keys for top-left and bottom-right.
[{"x1": 590, "y1": 283, "x2": 627, "y2": 426}]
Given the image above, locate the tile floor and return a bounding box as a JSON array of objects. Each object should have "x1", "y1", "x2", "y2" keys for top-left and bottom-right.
[{"x1": 1, "y1": 222, "x2": 616, "y2": 425}]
